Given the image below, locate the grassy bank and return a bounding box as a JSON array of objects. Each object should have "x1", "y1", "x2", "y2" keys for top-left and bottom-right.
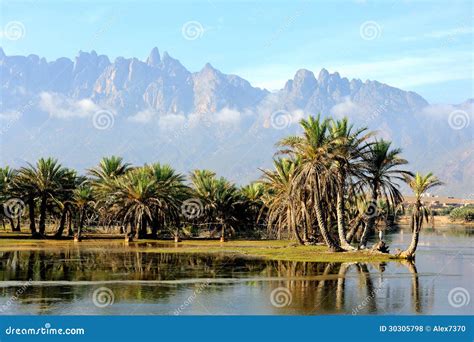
[{"x1": 0, "y1": 234, "x2": 395, "y2": 263}]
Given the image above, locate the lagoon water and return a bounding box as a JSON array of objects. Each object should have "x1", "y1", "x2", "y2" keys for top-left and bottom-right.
[{"x1": 0, "y1": 225, "x2": 472, "y2": 315}]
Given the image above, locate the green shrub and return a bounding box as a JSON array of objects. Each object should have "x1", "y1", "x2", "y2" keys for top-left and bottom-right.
[{"x1": 449, "y1": 206, "x2": 474, "y2": 222}]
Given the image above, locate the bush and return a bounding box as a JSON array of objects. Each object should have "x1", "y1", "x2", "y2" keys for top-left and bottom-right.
[{"x1": 449, "y1": 206, "x2": 474, "y2": 222}]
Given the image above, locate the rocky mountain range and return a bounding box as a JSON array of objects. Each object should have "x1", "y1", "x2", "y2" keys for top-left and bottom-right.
[{"x1": 0, "y1": 47, "x2": 472, "y2": 196}]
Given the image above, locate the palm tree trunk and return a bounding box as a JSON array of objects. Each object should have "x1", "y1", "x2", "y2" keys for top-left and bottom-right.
[
  {"x1": 77, "y1": 207, "x2": 85, "y2": 239},
  {"x1": 28, "y1": 197, "x2": 37, "y2": 236},
  {"x1": 399, "y1": 203, "x2": 422, "y2": 260},
  {"x1": 336, "y1": 188, "x2": 355, "y2": 250},
  {"x1": 360, "y1": 186, "x2": 378, "y2": 248},
  {"x1": 314, "y1": 177, "x2": 341, "y2": 252},
  {"x1": 346, "y1": 218, "x2": 362, "y2": 243},
  {"x1": 289, "y1": 206, "x2": 304, "y2": 245},
  {"x1": 8, "y1": 217, "x2": 16, "y2": 232},
  {"x1": 38, "y1": 194, "x2": 47, "y2": 235},
  {"x1": 315, "y1": 199, "x2": 341, "y2": 252},
  {"x1": 141, "y1": 216, "x2": 148, "y2": 238},
  {"x1": 220, "y1": 221, "x2": 226, "y2": 242},
  {"x1": 67, "y1": 211, "x2": 73, "y2": 236},
  {"x1": 54, "y1": 205, "x2": 68, "y2": 238}
]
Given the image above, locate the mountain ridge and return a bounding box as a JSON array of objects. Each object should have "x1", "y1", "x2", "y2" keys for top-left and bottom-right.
[{"x1": 0, "y1": 47, "x2": 472, "y2": 197}]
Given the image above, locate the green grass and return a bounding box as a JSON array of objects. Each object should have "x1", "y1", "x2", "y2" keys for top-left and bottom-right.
[{"x1": 0, "y1": 234, "x2": 396, "y2": 262}]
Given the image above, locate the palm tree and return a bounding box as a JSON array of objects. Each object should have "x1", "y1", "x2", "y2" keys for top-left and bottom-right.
[
  {"x1": 397, "y1": 172, "x2": 443, "y2": 260},
  {"x1": 359, "y1": 139, "x2": 412, "y2": 248},
  {"x1": 16, "y1": 158, "x2": 71, "y2": 236},
  {"x1": 109, "y1": 168, "x2": 160, "y2": 239},
  {"x1": 278, "y1": 115, "x2": 341, "y2": 251},
  {"x1": 240, "y1": 182, "x2": 265, "y2": 232},
  {"x1": 54, "y1": 170, "x2": 82, "y2": 238},
  {"x1": 189, "y1": 170, "x2": 241, "y2": 242},
  {"x1": 145, "y1": 163, "x2": 188, "y2": 238},
  {"x1": 72, "y1": 183, "x2": 94, "y2": 240},
  {"x1": 88, "y1": 156, "x2": 131, "y2": 230},
  {"x1": 0, "y1": 166, "x2": 20, "y2": 231},
  {"x1": 329, "y1": 117, "x2": 371, "y2": 250},
  {"x1": 88, "y1": 156, "x2": 131, "y2": 181},
  {"x1": 11, "y1": 169, "x2": 37, "y2": 236},
  {"x1": 261, "y1": 158, "x2": 303, "y2": 243}
]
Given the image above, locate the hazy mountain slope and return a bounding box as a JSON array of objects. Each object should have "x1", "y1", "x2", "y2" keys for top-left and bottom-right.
[{"x1": 0, "y1": 47, "x2": 472, "y2": 196}]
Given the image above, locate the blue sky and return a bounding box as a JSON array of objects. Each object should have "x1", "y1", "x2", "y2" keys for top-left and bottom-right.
[{"x1": 1, "y1": 0, "x2": 472, "y2": 103}]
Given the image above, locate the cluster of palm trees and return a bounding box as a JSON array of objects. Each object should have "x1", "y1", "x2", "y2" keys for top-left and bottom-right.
[
  {"x1": 0, "y1": 115, "x2": 442, "y2": 259},
  {"x1": 260, "y1": 115, "x2": 442, "y2": 259},
  {"x1": 0, "y1": 156, "x2": 264, "y2": 242}
]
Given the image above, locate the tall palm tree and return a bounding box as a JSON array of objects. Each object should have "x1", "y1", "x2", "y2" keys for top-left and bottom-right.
[
  {"x1": 88, "y1": 156, "x2": 131, "y2": 182},
  {"x1": 16, "y1": 158, "x2": 71, "y2": 236},
  {"x1": 11, "y1": 168, "x2": 37, "y2": 236},
  {"x1": 397, "y1": 172, "x2": 443, "y2": 260},
  {"x1": 145, "y1": 163, "x2": 188, "y2": 238},
  {"x1": 359, "y1": 139, "x2": 412, "y2": 248},
  {"x1": 261, "y1": 158, "x2": 303, "y2": 243},
  {"x1": 0, "y1": 166, "x2": 20, "y2": 231},
  {"x1": 278, "y1": 115, "x2": 341, "y2": 251},
  {"x1": 240, "y1": 182, "x2": 265, "y2": 230},
  {"x1": 329, "y1": 117, "x2": 371, "y2": 250},
  {"x1": 190, "y1": 170, "x2": 241, "y2": 242},
  {"x1": 72, "y1": 182, "x2": 94, "y2": 240},
  {"x1": 88, "y1": 156, "x2": 131, "y2": 230},
  {"x1": 54, "y1": 170, "x2": 82, "y2": 237}
]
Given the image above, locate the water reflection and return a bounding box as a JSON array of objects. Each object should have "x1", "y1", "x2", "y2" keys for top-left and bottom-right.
[{"x1": 0, "y1": 249, "x2": 431, "y2": 315}]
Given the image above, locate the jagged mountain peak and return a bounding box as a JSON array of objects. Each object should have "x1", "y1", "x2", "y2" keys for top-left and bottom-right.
[{"x1": 147, "y1": 47, "x2": 161, "y2": 66}]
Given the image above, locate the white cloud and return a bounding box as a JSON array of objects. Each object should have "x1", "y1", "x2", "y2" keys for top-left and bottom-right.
[
  {"x1": 39, "y1": 92, "x2": 101, "y2": 118},
  {"x1": 402, "y1": 27, "x2": 474, "y2": 41},
  {"x1": 128, "y1": 109, "x2": 156, "y2": 123},
  {"x1": 213, "y1": 107, "x2": 241, "y2": 124},
  {"x1": 158, "y1": 113, "x2": 186, "y2": 130},
  {"x1": 330, "y1": 99, "x2": 364, "y2": 118}
]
